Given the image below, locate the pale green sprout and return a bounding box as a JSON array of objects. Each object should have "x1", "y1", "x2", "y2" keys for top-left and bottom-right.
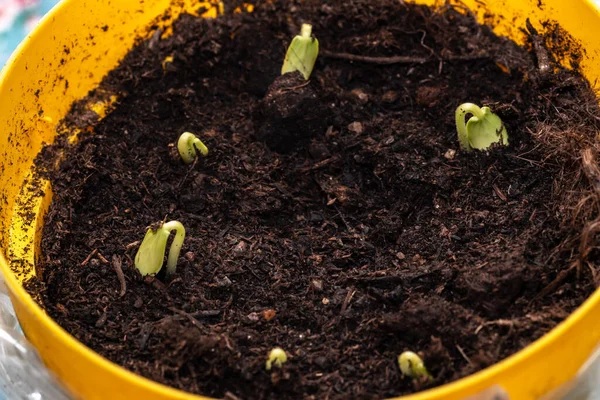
[
  {"x1": 134, "y1": 221, "x2": 186, "y2": 277},
  {"x1": 177, "y1": 132, "x2": 209, "y2": 164},
  {"x1": 455, "y1": 103, "x2": 508, "y2": 152},
  {"x1": 281, "y1": 24, "x2": 319, "y2": 80},
  {"x1": 265, "y1": 347, "x2": 288, "y2": 371},
  {"x1": 398, "y1": 351, "x2": 432, "y2": 380}
]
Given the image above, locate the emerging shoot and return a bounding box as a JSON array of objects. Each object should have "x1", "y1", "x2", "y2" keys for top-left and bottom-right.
[
  {"x1": 134, "y1": 221, "x2": 186, "y2": 277},
  {"x1": 177, "y1": 132, "x2": 209, "y2": 164},
  {"x1": 265, "y1": 347, "x2": 288, "y2": 371},
  {"x1": 281, "y1": 24, "x2": 319, "y2": 80},
  {"x1": 455, "y1": 103, "x2": 508, "y2": 152},
  {"x1": 398, "y1": 351, "x2": 432, "y2": 380}
]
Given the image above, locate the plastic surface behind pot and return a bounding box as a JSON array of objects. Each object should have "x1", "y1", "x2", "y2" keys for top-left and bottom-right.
[{"x1": 1, "y1": 0, "x2": 600, "y2": 399}]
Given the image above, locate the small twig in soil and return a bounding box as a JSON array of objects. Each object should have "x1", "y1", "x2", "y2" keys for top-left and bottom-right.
[
  {"x1": 299, "y1": 156, "x2": 339, "y2": 173},
  {"x1": 554, "y1": 156, "x2": 600, "y2": 279},
  {"x1": 340, "y1": 287, "x2": 356, "y2": 315},
  {"x1": 528, "y1": 209, "x2": 537, "y2": 223},
  {"x1": 543, "y1": 235, "x2": 578, "y2": 266},
  {"x1": 581, "y1": 148, "x2": 600, "y2": 196},
  {"x1": 279, "y1": 80, "x2": 311, "y2": 93},
  {"x1": 475, "y1": 261, "x2": 489, "y2": 270},
  {"x1": 474, "y1": 319, "x2": 515, "y2": 335},
  {"x1": 320, "y1": 49, "x2": 490, "y2": 65},
  {"x1": 494, "y1": 322, "x2": 515, "y2": 359},
  {"x1": 147, "y1": 28, "x2": 163, "y2": 50},
  {"x1": 178, "y1": 156, "x2": 198, "y2": 190},
  {"x1": 349, "y1": 275, "x2": 401, "y2": 284},
  {"x1": 348, "y1": 270, "x2": 433, "y2": 285},
  {"x1": 167, "y1": 277, "x2": 183, "y2": 288},
  {"x1": 533, "y1": 264, "x2": 576, "y2": 300},
  {"x1": 95, "y1": 308, "x2": 108, "y2": 328},
  {"x1": 137, "y1": 322, "x2": 154, "y2": 350},
  {"x1": 492, "y1": 184, "x2": 508, "y2": 202},
  {"x1": 97, "y1": 252, "x2": 110, "y2": 264},
  {"x1": 169, "y1": 307, "x2": 204, "y2": 330},
  {"x1": 526, "y1": 19, "x2": 551, "y2": 74},
  {"x1": 243, "y1": 264, "x2": 262, "y2": 280},
  {"x1": 335, "y1": 206, "x2": 355, "y2": 233},
  {"x1": 80, "y1": 249, "x2": 98, "y2": 266},
  {"x1": 111, "y1": 255, "x2": 127, "y2": 297},
  {"x1": 190, "y1": 310, "x2": 221, "y2": 318},
  {"x1": 455, "y1": 344, "x2": 472, "y2": 366},
  {"x1": 224, "y1": 392, "x2": 242, "y2": 400},
  {"x1": 144, "y1": 275, "x2": 166, "y2": 291},
  {"x1": 577, "y1": 218, "x2": 600, "y2": 279},
  {"x1": 222, "y1": 335, "x2": 234, "y2": 351},
  {"x1": 508, "y1": 154, "x2": 544, "y2": 168},
  {"x1": 126, "y1": 241, "x2": 141, "y2": 251},
  {"x1": 124, "y1": 254, "x2": 134, "y2": 268},
  {"x1": 585, "y1": 261, "x2": 599, "y2": 287}
]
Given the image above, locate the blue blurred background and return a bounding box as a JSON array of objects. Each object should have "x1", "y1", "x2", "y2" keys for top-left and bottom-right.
[{"x1": 0, "y1": 0, "x2": 60, "y2": 66}]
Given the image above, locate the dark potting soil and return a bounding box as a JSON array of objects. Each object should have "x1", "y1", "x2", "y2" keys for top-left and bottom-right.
[{"x1": 26, "y1": 1, "x2": 600, "y2": 399}]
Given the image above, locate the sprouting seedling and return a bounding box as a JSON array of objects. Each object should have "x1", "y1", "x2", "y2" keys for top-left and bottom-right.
[
  {"x1": 398, "y1": 351, "x2": 432, "y2": 381},
  {"x1": 265, "y1": 347, "x2": 288, "y2": 371},
  {"x1": 281, "y1": 24, "x2": 319, "y2": 80},
  {"x1": 455, "y1": 103, "x2": 508, "y2": 152},
  {"x1": 177, "y1": 132, "x2": 209, "y2": 164},
  {"x1": 134, "y1": 221, "x2": 186, "y2": 277}
]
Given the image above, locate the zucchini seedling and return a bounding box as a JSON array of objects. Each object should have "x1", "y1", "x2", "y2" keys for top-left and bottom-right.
[
  {"x1": 455, "y1": 103, "x2": 508, "y2": 152},
  {"x1": 281, "y1": 24, "x2": 319, "y2": 80},
  {"x1": 398, "y1": 351, "x2": 432, "y2": 381},
  {"x1": 178, "y1": 132, "x2": 209, "y2": 164},
  {"x1": 265, "y1": 347, "x2": 288, "y2": 371},
  {"x1": 134, "y1": 221, "x2": 186, "y2": 277}
]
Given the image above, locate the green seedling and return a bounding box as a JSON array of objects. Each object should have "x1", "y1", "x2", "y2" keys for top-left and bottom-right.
[
  {"x1": 281, "y1": 24, "x2": 319, "y2": 80},
  {"x1": 398, "y1": 351, "x2": 432, "y2": 381},
  {"x1": 178, "y1": 132, "x2": 209, "y2": 164},
  {"x1": 265, "y1": 347, "x2": 288, "y2": 371},
  {"x1": 455, "y1": 103, "x2": 508, "y2": 152},
  {"x1": 134, "y1": 220, "x2": 186, "y2": 277}
]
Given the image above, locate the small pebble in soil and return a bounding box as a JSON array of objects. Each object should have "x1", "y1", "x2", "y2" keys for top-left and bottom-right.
[
  {"x1": 214, "y1": 276, "x2": 232, "y2": 288},
  {"x1": 381, "y1": 90, "x2": 400, "y2": 103},
  {"x1": 232, "y1": 240, "x2": 247, "y2": 255},
  {"x1": 416, "y1": 85, "x2": 443, "y2": 107},
  {"x1": 444, "y1": 149, "x2": 456, "y2": 160},
  {"x1": 348, "y1": 121, "x2": 364, "y2": 134},
  {"x1": 246, "y1": 312, "x2": 260, "y2": 323},
  {"x1": 262, "y1": 309, "x2": 277, "y2": 321},
  {"x1": 350, "y1": 88, "x2": 370, "y2": 104},
  {"x1": 134, "y1": 298, "x2": 143, "y2": 308},
  {"x1": 309, "y1": 279, "x2": 324, "y2": 292}
]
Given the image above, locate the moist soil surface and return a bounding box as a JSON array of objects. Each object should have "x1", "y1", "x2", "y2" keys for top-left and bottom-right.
[{"x1": 26, "y1": 1, "x2": 600, "y2": 399}]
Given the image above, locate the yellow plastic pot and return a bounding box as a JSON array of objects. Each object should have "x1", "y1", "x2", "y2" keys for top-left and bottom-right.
[{"x1": 1, "y1": 0, "x2": 600, "y2": 399}]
